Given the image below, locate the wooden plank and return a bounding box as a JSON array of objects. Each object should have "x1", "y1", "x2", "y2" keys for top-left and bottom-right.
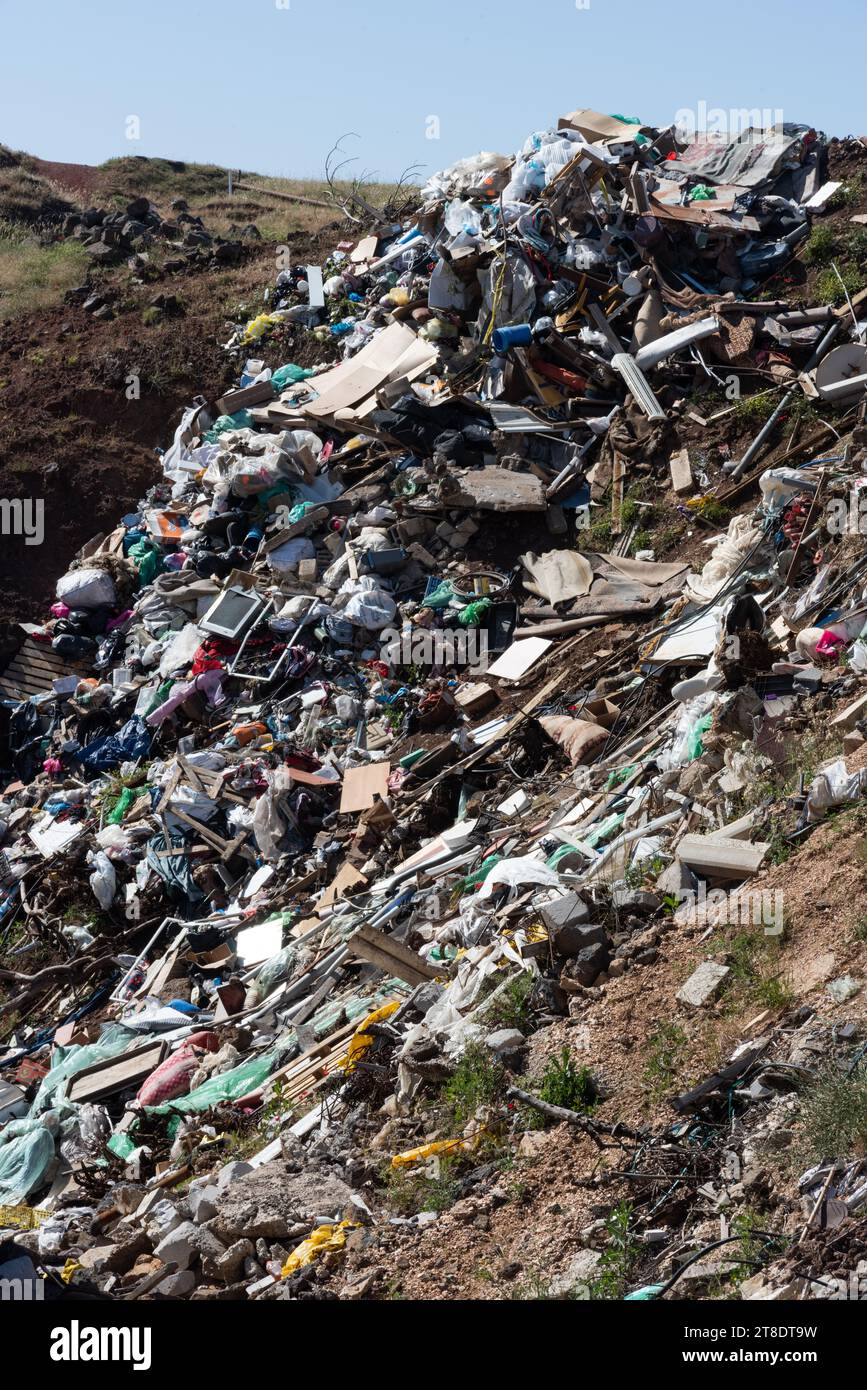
[
  {"x1": 316, "y1": 861, "x2": 367, "y2": 913},
  {"x1": 349, "y1": 923, "x2": 440, "y2": 986},
  {"x1": 168, "y1": 808, "x2": 230, "y2": 852},
  {"x1": 67, "y1": 1041, "x2": 168, "y2": 1104}
]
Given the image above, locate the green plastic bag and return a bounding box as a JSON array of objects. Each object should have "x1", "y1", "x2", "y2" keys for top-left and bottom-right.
[
  {"x1": 128, "y1": 538, "x2": 164, "y2": 586},
  {"x1": 424, "y1": 581, "x2": 454, "y2": 610},
  {"x1": 605, "y1": 764, "x2": 637, "y2": 791},
  {"x1": 272, "y1": 363, "x2": 314, "y2": 390},
  {"x1": 457, "y1": 598, "x2": 490, "y2": 627},
  {"x1": 107, "y1": 786, "x2": 137, "y2": 824},
  {"x1": 686, "y1": 713, "x2": 713, "y2": 762},
  {"x1": 203, "y1": 410, "x2": 254, "y2": 442},
  {"x1": 459, "y1": 853, "x2": 504, "y2": 893}
]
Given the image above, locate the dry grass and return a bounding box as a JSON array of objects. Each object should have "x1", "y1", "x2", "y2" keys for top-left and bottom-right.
[
  {"x1": 0, "y1": 155, "x2": 76, "y2": 226},
  {"x1": 0, "y1": 223, "x2": 89, "y2": 317},
  {"x1": 98, "y1": 158, "x2": 416, "y2": 240}
]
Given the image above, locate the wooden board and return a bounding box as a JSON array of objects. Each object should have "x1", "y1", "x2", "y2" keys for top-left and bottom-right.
[
  {"x1": 67, "y1": 1040, "x2": 168, "y2": 1104},
  {"x1": 349, "y1": 923, "x2": 440, "y2": 986},
  {"x1": 0, "y1": 638, "x2": 79, "y2": 700},
  {"x1": 316, "y1": 861, "x2": 367, "y2": 913}
]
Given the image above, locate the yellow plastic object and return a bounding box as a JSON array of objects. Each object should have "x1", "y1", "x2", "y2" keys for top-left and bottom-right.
[
  {"x1": 61, "y1": 1258, "x2": 82, "y2": 1284},
  {"x1": 338, "y1": 999, "x2": 400, "y2": 1074},
  {"x1": 390, "y1": 1137, "x2": 465, "y2": 1170},
  {"x1": 281, "y1": 1221, "x2": 357, "y2": 1277},
  {"x1": 243, "y1": 313, "x2": 283, "y2": 342},
  {"x1": 0, "y1": 1203, "x2": 47, "y2": 1230}
]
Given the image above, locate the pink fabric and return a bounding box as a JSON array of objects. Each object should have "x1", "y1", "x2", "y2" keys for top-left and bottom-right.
[
  {"x1": 106, "y1": 609, "x2": 134, "y2": 633},
  {"x1": 137, "y1": 1030, "x2": 220, "y2": 1107},
  {"x1": 146, "y1": 668, "x2": 226, "y2": 726},
  {"x1": 816, "y1": 631, "x2": 845, "y2": 656}
]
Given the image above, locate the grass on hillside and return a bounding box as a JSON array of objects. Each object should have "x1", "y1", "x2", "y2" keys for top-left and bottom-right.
[
  {"x1": 0, "y1": 221, "x2": 89, "y2": 317},
  {"x1": 0, "y1": 154, "x2": 76, "y2": 226},
  {"x1": 98, "y1": 157, "x2": 417, "y2": 239}
]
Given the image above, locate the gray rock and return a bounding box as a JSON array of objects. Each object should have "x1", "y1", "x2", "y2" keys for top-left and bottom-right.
[
  {"x1": 677, "y1": 961, "x2": 730, "y2": 1007},
  {"x1": 154, "y1": 1221, "x2": 199, "y2": 1271},
  {"x1": 541, "y1": 892, "x2": 590, "y2": 933},
  {"x1": 102, "y1": 1230, "x2": 152, "y2": 1274},
  {"x1": 214, "y1": 1238, "x2": 255, "y2": 1284},
  {"x1": 612, "y1": 888, "x2": 661, "y2": 913},
  {"x1": 551, "y1": 922, "x2": 609, "y2": 956},
  {"x1": 548, "y1": 1249, "x2": 601, "y2": 1297},
  {"x1": 565, "y1": 942, "x2": 611, "y2": 986},
  {"x1": 216, "y1": 1161, "x2": 253, "y2": 1191},
  {"x1": 155, "y1": 1269, "x2": 197, "y2": 1299},
  {"x1": 145, "y1": 1198, "x2": 184, "y2": 1243},
  {"x1": 485, "y1": 1028, "x2": 525, "y2": 1061},
  {"x1": 188, "y1": 1185, "x2": 219, "y2": 1224}
]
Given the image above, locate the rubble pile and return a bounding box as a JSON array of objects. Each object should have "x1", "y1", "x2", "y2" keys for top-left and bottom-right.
[{"x1": 4, "y1": 104, "x2": 867, "y2": 1303}]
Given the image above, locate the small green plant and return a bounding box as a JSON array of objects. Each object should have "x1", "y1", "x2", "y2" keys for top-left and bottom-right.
[
  {"x1": 586, "y1": 515, "x2": 614, "y2": 549},
  {"x1": 379, "y1": 1153, "x2": 463, "y2": 1216},
  {"x1": 655, "y1": 524, "x2": 685, "y2": 554},
  {"x1": 704, "y1": 928, "x2": 791, "y2": 1016},
  {"x1": 441, "y1": 1043, "x2": 506, "y2": 1130},
  {"x1": 752, "y1": 974, "x2": 794, "y2": 1010},
  {"x1": 690, "y1": 497, "x2": 731, "y2": 526},
  {"x1": 803, "y1": 224, "x2": 838, "y2": 266},
  {"x1": 478, "y1": 970, "x2": 535, "y2": 1032},
  {"x1": 765, "y1": 824, "x2": 792, "y2": 865},
  {"x1": 846, "y1": 227, "x2": 867, "y2": 261},
  {"x1": 733, "y1": 392, "x2": 776, "y2": 427},
  {"x1": 644, "y1": 1021, "x2": 688, "y2": 1098},
  {"x1": 798, "y1": 1066, "x2": 867, "y2": 1162},
  {"x1": 588, "y1": 1202, "x2": 639, "y2": 1299},
  {"x1": 829, "y1": 173, "x2": 865, "y2": 210},
  {"x1": 526, "y1": 1048, "x2": 596, "y2": 1128},
  {"x1": 510, "y1": 1269, "x2": 554, "y2": 1300},
  {"x1": 851, "y1": 916, "x2": 867, "y2": 943},
  {"x1": 814, "y1": 263, "x2": 865, "y2": 306}
]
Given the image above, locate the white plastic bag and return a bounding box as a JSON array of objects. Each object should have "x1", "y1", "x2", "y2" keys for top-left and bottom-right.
[
  {"x1": 56, "y1": 567, "x2": 116, "y2": 609},
  {"x1": 88, "y1": 850, "x2": 117, "y2": 910}
]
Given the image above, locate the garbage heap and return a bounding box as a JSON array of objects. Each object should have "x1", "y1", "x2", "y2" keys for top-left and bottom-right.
[{"x1": 3, "y1": 105, "x2": 867, "y2": 1301}]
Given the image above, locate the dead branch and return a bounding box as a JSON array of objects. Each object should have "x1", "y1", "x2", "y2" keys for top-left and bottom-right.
[
  {"x1": 506, "y1": 1085, "x2": 644, "y2": 1148},
  {"x1": 0, "y1": 952, "x2": 117, "y2": 1023},
  {"x1": 324, "y1": 134, "x2": 392, "y2": 228}
]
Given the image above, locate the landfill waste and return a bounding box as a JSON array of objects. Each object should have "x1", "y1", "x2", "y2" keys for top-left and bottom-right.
[{"x1": 5, "y1": 102, "x2": 867, "y2": 1307}]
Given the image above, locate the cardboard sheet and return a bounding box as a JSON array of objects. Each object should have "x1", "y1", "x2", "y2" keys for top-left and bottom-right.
[
  {"x1": 487, "y1": 638, "x2": 553, "y2": 681},
  {"x1": 339, "y1": 761, "x2": 391, "y2": 814}
]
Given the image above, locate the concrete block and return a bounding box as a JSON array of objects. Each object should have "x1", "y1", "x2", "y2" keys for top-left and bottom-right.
[{"x1": 677, "y1": 961, "x2": 730, "y2": 1007}]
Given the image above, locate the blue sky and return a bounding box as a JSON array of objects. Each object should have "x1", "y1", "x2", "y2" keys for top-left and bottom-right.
[{"x1": 2, "y1": 0, "x2": 865, "y2": 181}]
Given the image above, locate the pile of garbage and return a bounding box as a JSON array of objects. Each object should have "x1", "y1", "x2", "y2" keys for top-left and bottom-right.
[{"x1": 4, "y1": 103, "x2": 867, "y2": 1302}]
